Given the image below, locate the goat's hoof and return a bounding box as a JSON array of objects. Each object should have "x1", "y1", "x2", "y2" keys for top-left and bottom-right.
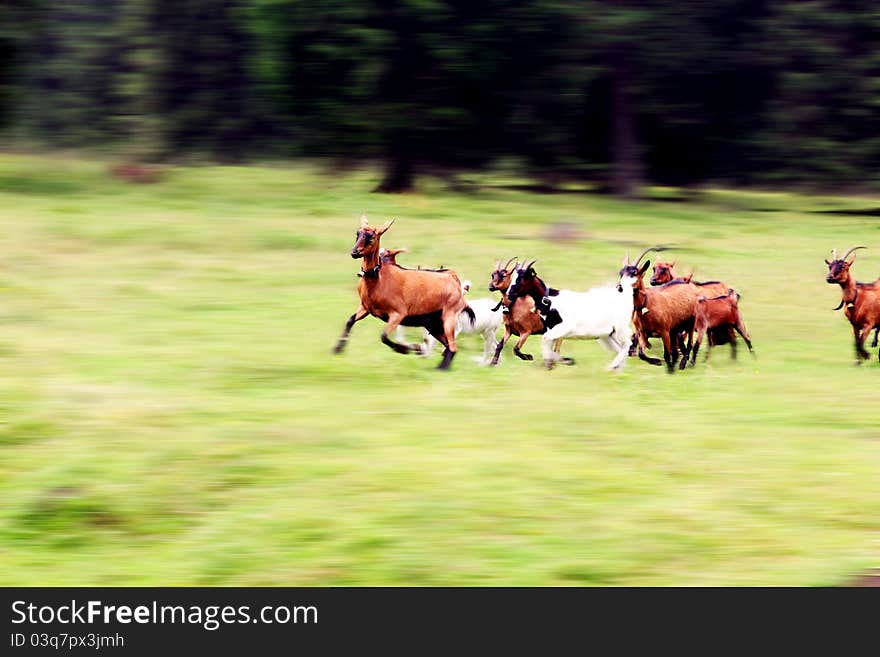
[
  {"x1": 515, "y1": 352, "x2": 534, "y2": 361},
  {"x1": 561, "y1": 357, "x2": 575, "y2": 366}
]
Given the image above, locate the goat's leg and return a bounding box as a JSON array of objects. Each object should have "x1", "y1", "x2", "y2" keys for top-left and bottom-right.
[
  {"x1": 690, "y1": 328, "x2": 706, "y2": 367},
  {"x1": 481, "y1": 329, "x2": 498, "y2": 364},
  {"x1": 872, "y1": 327, "x2": 879, "y2": 349},
  {"x1": 734, "y1": 318, "x2": 754, "y2": 355},
  {"x1": 726, "y1": 327, "x2": 738, "y2": 360},
  {"x1": 661, "y1": 333, "x2": 676, "y2": 374},
  {"x1": 602, "y1": 333, "x2": 628, "y2": 370},
  {"x1": 854, "y1": 325, "x2": 871, "y2": 363},
  {"x1": 542, "y1": 335, "x2": 563, "y2": 369},
  {"x1": 421, "y1": 330, "x2": 437, "y2": 357},
  {"x1": 437, "y1": 309, "x2": 460, "y2": 370},
  {"x1": 678, "y1": 327, "x2": 694, "y2": 370},
  {"x1": 394, "y1": 326, "x2": 424, "y2": 354},
  {"x1": 333, "y1": 305, "x2": 369, "y2": 353},
  {"x1": 635, "y1": 328, "x2": 662, "y2": 366},
  {"x1": 491, "y1": 325, "x2": 511, "y2": 366},
  {"x1": 627, "y1": 334, "x2": 640, "y2": 356},
  {"x1": 513, "y1": 333, "x2": 533, "y2": 360},
  {"x1": 552, "y1": 338, "x2": 574, "y2": 364},
  {"x1": 381, "y1": 313, "x2": 419, "y2": 355}
]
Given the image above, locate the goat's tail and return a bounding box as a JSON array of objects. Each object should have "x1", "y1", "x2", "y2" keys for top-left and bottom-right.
[{"x1": 462, "y1": 305, "x2": 477, "y2": 327}]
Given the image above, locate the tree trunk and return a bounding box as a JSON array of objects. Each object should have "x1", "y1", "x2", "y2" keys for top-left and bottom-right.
[
  {"x1": 374, "y1": 138, "x2": 414, "y2": 193},
  {"x1": 610, "y1": 46, "x2": 642, "y2": 199}
]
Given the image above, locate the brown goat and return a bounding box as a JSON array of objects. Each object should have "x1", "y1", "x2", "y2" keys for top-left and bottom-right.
[
  {"x1": 488, "y1": 258, "x2": 553, "y2": 365},
  {"x1": 619, "y1": 248, "x2": 701, "y2": 372},
  {"x1": 334, "y1": 215, "x2": 474, "y2": 369},
  {"x1": 690, "y1": 289, "x2": 753, "y2": 366},
  {"x1": 650, "y1": 259, "x2": 742, "y2": 359},
  {"x1": 825, "y1": 246, "x2": 880, "y2": 364}
]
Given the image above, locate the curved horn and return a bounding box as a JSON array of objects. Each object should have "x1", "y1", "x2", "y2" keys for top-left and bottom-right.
[
  {"x1": 503, "y1": 256, "x2": 518, "y2": 271},
  {"x1": 377, "y1": 217, "x2": 396, "y2": 235},
  {"x1": 831, "y1": 248, "x2": 838, "y2": 261},
  {"x1": 360, "y1": 213, "x2": 369, "y2": 227},
  {"x1": 493, "y1": 258, "x2": 501, "y2": 271},
  {"x1": 525, "y1": 259, "x2": 537, "y2": 271},
  {"x1": 635, "y1": 245, "x2": 667, "y2": 266},
  {"x1": 843, "y1": 245, "x2": 866, "y2": 261}
]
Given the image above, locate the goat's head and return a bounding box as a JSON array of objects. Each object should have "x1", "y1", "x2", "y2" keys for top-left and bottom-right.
[
  {"x1": 618, "y1": 246, "x2": 661, "y2": 293},
  {"x1": 650, "y1": 260, "x2": 676, "y2": 286},
  {"x1": 506, "y1": 260, "x2": 543, "y2": 301},
  {"x1": 379, "y1": 247, "x2": 407, "y2": 266},
  {"x1": 351, "y1": 214, "x2": 395, "y2": 259},
  {"x1": 488, "y1": 256, "x2": 517, "y2": 292},
  {"x1": 825, "y1": 246, "x2": 864, "y2": 284}
]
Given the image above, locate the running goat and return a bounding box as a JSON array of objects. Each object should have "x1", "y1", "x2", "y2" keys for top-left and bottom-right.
[
  {"x1": 488, "y1": 257, "x2": 551, "y2": 365},
  {"x1": 690, "y1": 289, "x2": 754, "y2": 366},
  {"x1": 825, "y1": 246, "x2": 880, "y2": 364},
  {"x1": 618, "y1": 248, "x2": 699, "y2": 373},
  {"x1": 506, "y1": 261, "x2": 633, "y2": 370},
  {"x1": 334, "y1": 215, "x2": 474, "y2": 369},
  {"x1": 650, "y1": 259, "x2": 741, "y2": 361}
]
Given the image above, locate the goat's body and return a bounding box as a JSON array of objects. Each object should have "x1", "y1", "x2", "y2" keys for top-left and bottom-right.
[
  {"x1": 690, "y1": 292, "x2": 753, "y2": 365},
  {"x1": 491, "y1": 294, "x2": 547, "y2": 365},
  {"x1": 651, "y1": 261, "x2": 738, "y2": 359},
  {"x1": 335, "y1": 217, "x2": 472, "y2": 369},
  {"x1": 541, "y1": 286, "x2": 633, "y2": 370},
  {"x1": 357, "y1": 267, "x2": 467, "y2": 320},
  {"x1": 843, "y1": 280, "x2": 880, "y2": 363},
  {"x1": 633, "y1": 281, "x2": 700, "y2": 372}
]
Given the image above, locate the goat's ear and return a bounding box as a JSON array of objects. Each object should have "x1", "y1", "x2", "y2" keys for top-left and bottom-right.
[
  {"x1": 377, "y1": 217, "x2": 395, "y2": 235},
  {"x1": 640, "y1": 260, "x2": 651, "y2": 275},
  {"x1": 360, "y1": 214, "x2": 369, "y2": 228}
]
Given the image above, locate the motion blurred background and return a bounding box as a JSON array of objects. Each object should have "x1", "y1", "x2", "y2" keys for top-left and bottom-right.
[{"x1": 0, "y1": 2, "x2": 878, "y2": 585}]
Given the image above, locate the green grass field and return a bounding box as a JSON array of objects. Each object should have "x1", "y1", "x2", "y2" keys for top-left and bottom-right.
[{"x1": 0, "y1": 154, "x2": 878, "y2": 585}]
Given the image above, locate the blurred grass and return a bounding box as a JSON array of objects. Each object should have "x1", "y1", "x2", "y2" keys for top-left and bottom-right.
[{"x1": 0, "y1": 154, "x2": 878, "y2": 585}]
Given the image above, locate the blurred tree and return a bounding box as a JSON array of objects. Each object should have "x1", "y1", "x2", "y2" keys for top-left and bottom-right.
[
  {"x1": 756, "y1": 1, "x2": 880, "y2": 185},
  {"x1": 154, "y1": 0, "x2": 260, "y2": 161},
  {"x1": 2, "y1": 0, "x2": 878, "y2": 191}
]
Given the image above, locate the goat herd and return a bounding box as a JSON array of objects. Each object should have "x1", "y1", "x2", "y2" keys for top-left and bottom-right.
[{"x1": 334, "y1": 215, "x2": 880, "y2": 372}]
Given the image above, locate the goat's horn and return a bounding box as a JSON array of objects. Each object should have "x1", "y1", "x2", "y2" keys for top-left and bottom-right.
[
  {"x1": 831, "y1": 248, "x2": 838, "y2": 261},
  {"x1": 359, "y1": 213, "x2": 369, "y2": 227},
  {"x1": 525, "y1": 259, "x2": 537, "y2": 270},
  {"x1": 378, "y1": 217, "x2": 396, "y2": 235},
  {"x1": 843, "y1": 245, "x2": 866, "y2": 261},
  {"x1": 503, "y1": 256, "x2": 518, "y2": 271},
  {"x1": 635, "y1": 245, "x2": 667, "y2": 265}
]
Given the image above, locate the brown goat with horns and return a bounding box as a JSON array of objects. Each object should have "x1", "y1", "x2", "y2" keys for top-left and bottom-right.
[
  {"x1": 825, "y1": 246, "x2": 880, "y2": 364},
  {"x1": 334, "y1": 215, "x2": 474, "y2": 369}
]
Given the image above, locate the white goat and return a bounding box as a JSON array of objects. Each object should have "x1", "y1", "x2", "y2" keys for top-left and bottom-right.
[{"x1": 506, "y1": 263, "x2": 633, "y2": 370}]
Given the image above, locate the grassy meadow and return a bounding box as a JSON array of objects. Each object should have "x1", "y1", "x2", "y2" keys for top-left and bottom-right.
[{"x1": 0, "y1": 154, "x2": 878, "y2": 585}]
